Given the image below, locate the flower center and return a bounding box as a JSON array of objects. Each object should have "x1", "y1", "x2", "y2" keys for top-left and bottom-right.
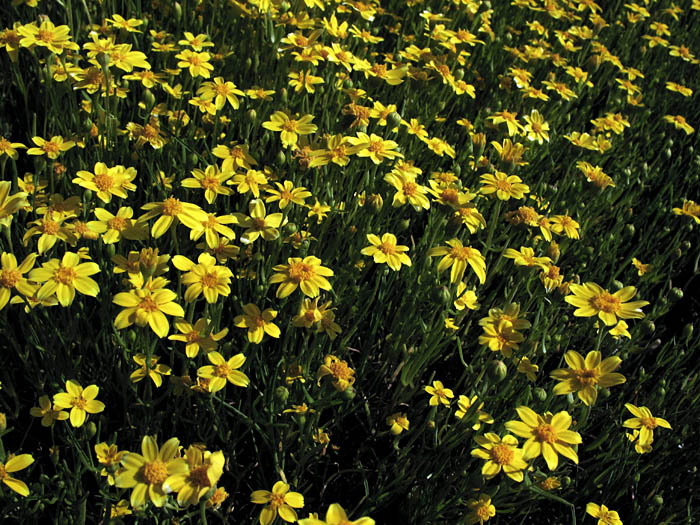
[
  {"x1": 0, "y1": 464, "x2": 7, "y2": 480},
  {"x1": 495, "y1": 179, "x2": 512, "y2": 192},
  {"x1": 641, "y1": 416, "x2": 658, "y2": 429},
  {"x1": 476, "y1": 505, "x2": 492, "y2": 521},
  {"x1": 186, "y1": 330, "x2": 201, "y2": 343},
  {"x1": 55, "y1": 266, "x2": 77, "y2": 285},
  {"x1": 41, "y1": 219, "x2": 60, "y2": 235},
  {"x1": 143, "y1": 124, "x2": 159, "y2": 140},
  {"x1": 378, "y1": 241, "x2": 398, "y2": 255},
  {"x1": 450, "y1": 245, "x2": 474, "y2": 261},
  {"x1": 281, "y1": 120, "x2": 298, "y2": 132},
  {"x1": 43, "y1": 141, "x2": 60, "y2": 155},
  {"x1": 214, "y1": 363, "x2": 231, "y2": 377},
  {"x1": 440, "y1": 188, "x2": 459, "y2": 204},
  {"x1": 490, "y1": 443, "x2": 515, "y2": 465},
  {"x1": 575, "y1": 368, "x2": 599, "y2": 385},
  {"x1": 252, "y1": 217, "x2": 267, "y2": 230},
  {"x1": 367, "y1": 140, "x2": 385, "y2": 153},
  {"x1": 201, "y1": 175, "x2": 220, "y2": 190},
  {"x1": 188, "y1": 465, "x2": 211, "y2": 487},
  {"x1": 591, "y1": 292, "x2": 621, "y2": 313},
  {"x1": 288, "y1": 262, "x2": 314, "y2": 282},
  {"x1": 142, "y1": 459, "x2": 169, "y2": 485},
  {"x1": 162, "y1": 197, "x2": 183, "y2": 216},
  {"x1": 0, "y1": 269, "x2": 21, "y2": 288},
  {"x1": 535, "y1": 423, "x2": 557, "y2": 443},
  {"x1": 200, "y1": 271, "x2": 219, "y2": 288},
  {"x1": 329, "y1": 361, "x2": 353, "y2": 380},
  {"x1": 139, "y1": 295, "x2": 159, "y2": 312},
  {"x1": 72, "y1": 396, "x2": 87, "y2": 410},
  {"x1": 37, "y1": 28, "x2": 56, "y2": 43},
  {"x1": 108, "y1": 217, "x2": 127, "y2": 231},
  {"x1": 403, "y1": 182, "x2": 417, "y2": 197}
]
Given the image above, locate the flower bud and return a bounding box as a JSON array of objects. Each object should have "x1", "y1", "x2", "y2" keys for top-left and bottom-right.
[{"x1": 486, "y1": 360, "x2": 507, "y2": 383}]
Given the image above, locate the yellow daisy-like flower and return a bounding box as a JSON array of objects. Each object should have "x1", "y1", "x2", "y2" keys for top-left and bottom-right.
[
  {"x1": 163, "y1": 445, "x2": 225, "y2": 507},
  {"x1": 455, "y1": 394, "x2": 494, "y2": 430},
  {"x1": 181, "y1": 165, "x2": 233, "y2": 204},
  {"x1": 175, "y1": 49, "x2": 214, "y2": 78},
  {"x1": 672, "y1": 199, "x2": 700, "y2": 223},
  {"x1": 662, "y1": 114, "x2": 694, "y2": 135},
  {"x1": 130, "y1": 354, "x2": 172, "y2": 387},
  {"x1": 454, "y1": 282, "x2": 479, "y2": 311},
  {"x1": 26, "y1": 135, "x2": 75, "y2": 159},
  {"x1": 550, "y1": 350, "x2": 626, "y2": 406},
  {"x1": 609, "y1": 320, "x2": 631, "y2": 339},
  {"x1": 471, "y1": 433, "x2": 528, "y2": 482},
  {"x1": 317, "y1": 354, "x2": 356, "y2": 392},
  {"x1": 502, "y1": 246, "x2": 551, "y2": 268},
  {"x1": 113, "y1": 277, "x2": 185, "y2": 338},
  {"x1": 53, "y1": 380, "x2": 105, "y2": 428},
  {"x1": 0, "y1": 453, "x2": 34, "y2": 497},
  {"x1": 29, "y1": 395, "x2": 69, "y2": 427},
  {"x1": 17, "y1": 19, "x2": 78, "y2": 54},
  {"x1": 0, "y1": 252, "x2": 37, "y2": 310},
  {"x1": 197, "y1": 77, "x2": 244, "y2": 110},
  {"x1": 565, "y1": 282, "x2": 649, "y2": 326},
  {"x1": 28, "y1": 251, "x2": 100, "y2": 306},
  {"x1": 115, "y1": 436, "x2": 186, "y2": 509},
  {"x1": 89, "y1": 206, "x2": 149, "y2": 244},
  {"x1": 298, "y1": 503, "x2": 375, "y2": 525},
  {"x1": 139, "y1": 197, "x2": 209, "y2": 238},
  {"x1": 424, "y1": 380, "x2": 454, "y2": 407},
  {"x1": 262, "y1": 111, "x2": 317, "y2": 149},
  {"x1": 251, "y1": 481, "x2": 305, "y2": 525},
  {"x1": 229, "y1": 169, "x2": 268, "y2": 198},
  {"x1": 505, "y1": 407, "x2": 582, "y2": 471},
  {"x1": 234, "y1": 303, "x2": 281, "y2": 344},
  {"x1": 0, "y1": 136, "x2": 26, "y2": 160},
  {"x1": 622, "y1": 403, "x2": 671, "y2": 446},
  {"x1": 72, "y1": 163, "x2": 137, "y2": 203},
  {"x1": 465, "y1": 494, "x2": 496, "y2": 524},
  {"x1": 22, "y1": 211, "x2": 76, "y2": 254},
  {"x1": 270, "y1": 256, "x2": 333, "y2": 298},
  {"x1": 197, "y1": 351, "x2": 250, "y2": 392},
  {"x1": 360, "y1": 233, "x2": 411, "y2": 271},
  {"x1": 517, "y1": 357, "x2": 539, "y2": 381},
  {"x1": 522, "y1": 109, "x2": 550, "y2": 144},
  {"x1": 586, "y1": 503, "x2": 623, "y2": 525},
  {"x1": 94, "y1": 442, "x2": 126, "y2": 486},
  {"x1": 234, "y1": 198, "x2": 285, "y2": 244},
  {"x1": 172, "y1": 253, "x2": 233, "y2": 304},
  {"x1": 265, "y1": 180, "x2": 312, "y2": 209},
  {"x1": 347, "y1": 132, "x2": 403, "y2": 164},
  {"x1": 428, "y1": 238, "x2": 486, "y2": 284},
  {"x1": 479, "y1": 171, "x2": 530, "y2": 200},
  {"x1": 168, "y1": 318, "x2": 228, "y2": 358},
  {"x1": 386, "y1": 413, "x2": 410, "y2": 435}
]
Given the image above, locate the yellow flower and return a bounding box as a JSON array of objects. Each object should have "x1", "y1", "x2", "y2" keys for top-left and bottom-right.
[
  {"x1": 502, "y1": 246, "x2": 551, "y2": 268},
  {"x1": 465, "y1": 494, "x2": 496, "y2": 524},
  {"x1": 234, "y1": 303, "x2": 281, "y2": 344},
  {"x1": 229, "y1": 169, "x2": 268, "y2": 198},
  {"x1": 234, "y1": 199, "x2": 285, "y2": 243},
  {"x1": 29, "y1": 395, "x2": 68, "y2": 427},
  {"x1": 17, "y1": 19, "x2": 78, "y2": 54},
  {"x1": 0, "y1": 453, "x2": 34, "y2": 497},
  {"x1": 428, "y1": 238, "x2": 486, "y2": 284},
  {"x1": 175, "y1": 49, "x2": 214, "y2": 78},
  {"x1": 265, "y1": 180, "x2": 311, "y2": 209},
  {"x1": 181, "y1": 165, "x2": 233, "y2": 204},
  {"x1": 26, "y1": 135, "x2": 75, "y2": 159},
  {"x1": 383, "y1": 171, "x2": 430, "y2": 211},
  {"x1": 197, "y1": 77, "x2": 244, "y2": 110},
  {"x1": 347, "y1": 132, "x2": 403, "y2": 164},
  {"x1": 666, "y1": 81, "x2": 693, "y2": 97},
  {"x1": 488, "y1": 110, "x2": 523, "y2": 136},
  {"x1": 115, "y1": 436, "x2": 186, "y2": 508},
  {"x1": 565, "y1": 282, "x2": 649, "y2": 326},
  {"x1": 454, "y1": 282, "x2": 479, "y2": 311},
  {"x1": 288, "y1": 70, "x2": 324, "y2": 93},
  {"x1": 586, "y1": 503, "x2": 623, "y2": 525},
  {"x1": 197, "y1": 351, "x2": 250, "y2": 392},
  {"x1": 550, "y1": 350, "x2": 626, "y2": 405},
  {"x1": 28, "y1": 251, "x2": 100, "y2": 306},
  {"x1": 298, "y1": 503, "x2": 375, "y2": 525},
  {"x1": 317, "y1": 355, "x2": 356, "y2": 392},
  {"x1": 95, "y1": 442, "x2": 126, "y2": 486},
  {"x1": 178, "y1": 32, "x2": 215, "y2": 51},
  {"x1": 251, "y1": 481, "x2": 305, "y2": 525},
  {"x1": 479, "y1": 171, "x2": 530, "y2": 200},
  {"x1": 672, "y1": 200, "x2": 700, "y2": 223},
  {"x1": 262, "y1": 111, "x2": 317, "y2": 149},
  {"x1": 213, "y1": 142, "x2": 258, "y2": 171},
  {"x1": 663, "y1": 114, "x2": 694, "y2": 134},
  {"x1": 113, "y1": 277, "x2": 185, "y2": 337},
  {"x1": 517, "y1": 357, "x2": 538, "y2": 381},
  {"x1": 360, "y1": 233, "x2": 411, "y2": 271},
  {"x1": 172, "y1": 253, "x2": 233, "y2": 304},
  {"x1": 130, "y1": 354, "x2": 172, "y2": 387},
  {"x1": 424, "y1": 380, "x2": 454, "y2": 407},
  {"x1": 455, "y1": 395, "x2": 494, "y2": 429},
  {"x1": 0, "y1": 136, "x2": 26, "y2": 160},
  {"x1": 72, "y1": 163, "x2": 137, "y2": 203},
  {"x1": 471, "y1": 433, "x2": 528, "y2": 482},
  {"x1": 550, "y1": 214, "x2": 580, "y2": 239},
  {"x1": 270, "y1": 256, "x2": 333, "y2": 298},
  {"x1": 139, "y1": 196, "x2": 209, "y2": 238},
  {"x1": 522, "y1": 109, "x2": 550, "y2": 143},
  {"x1": 163, "y1": 446, "x2": 225, "y2": 507},
  {"x1": 386, "y1": 413, "x2": 410, "y2": 435},
  {"x1": 168, "y1": 318, "x2": 228, "y2": 358},
  {"x1": 609, "y1": 320, "x2": 631, "y2": 339},
  {"x1": 0, "y1": 252, "x2": 37, "y2": 310},
  {"x1": 623, "y1": 404, "x2": 671, "y2": 446},
  {"x1": 505, "y1": 407, "x2": 582, "y2": 470},
  {"x1": 106, "y1": 14, "x2": 143, "y2": 32},
  {"x1": 89, "y1": 207, "x2": 149, "y2": 244},
  {"x1": 53, "y1": 380, "x2": 105, "y2": 427}
]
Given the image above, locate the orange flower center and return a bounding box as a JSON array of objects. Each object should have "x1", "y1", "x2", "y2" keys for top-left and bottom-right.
[
  {"x1": 41, "y1": 219, "x2": 60, "y2": 235},
  {"x1": 214, "y1": 362, "x2": 232, "y2": 377},
  {"x1": 378, "y1": 241, "x2": 398, "y2": 255},
  {"x1": 55, "y1": 265, "x2": 77, "y2": 285},
  {"x1": 440, "y1": 188, "x2": 459, "y2": 204},
  {"x1": 0, "y1": 269, "x2": 21, "y2": 288},
  {"x1": 288, "y1": 262, "x2": 315, "y2": 283},
  {"x1": 108, "y1": 217, "x2": 127, "y2": 231},
  {"x1": 162, "y1": 197, "x2": 183, "y2": 216},
  {"x1": 37, "y1": 28, "x2": 56, "y2": 44},
  {"x1": 138, "y1": 295, "x2": 160, "y2": 312},
  {"x1": 72, "y1": 396, "x2": 88, "y2": 410},
  {"x1": 490, "y1": 443, "x2": 515, "y2": 465},
  {"x1": 42, "y1": 141, "x2": 61, "y2": 155},
  {"x1": 200, "y1": 271, "x2": 219, "y2": 288},
  {"x1": 403, "y1": 182, "x2": 418, "y2": 197},
  {"x1": 641, "y1": 416, "x2": 658, "y2": 429},
  {"x1": 475, "y1": 504, "x2": 492, "y2": 521},
  {"x1": 214, "y1": 84, "x2": 229, "y2": 96},
  {"x1": 0, "y1": 464, "x2": 6, "y2": 480},
  {"x1": 329, "y1": 360, "x2": 353, "y2": 381},
  {"x1": 201, "y1": 175, "x2": 220, "y2": 190},
  {"x1": 142, "y1": 459, "x2": 168, "y2": 485},
  {"x1": 143, "y1": 124, "x2": 159, "y2": 140},
  {"x1": 0, "y1": 138, "x2": 11, "y2": 150},
  {"x1": 367, "y1": 140, "x2": 385, "y2": 154},
  {"x1": 534, "y1": 423, "x2": 557, "y2": 443},
  {"x1": 591, "y1": 292, "x2": 621, "y2": 313},
  {"x1": 188, "y1": 464, "x2": 211, "y2": 487},
  {"x1": 281, "y1": 120, "x2": 298, "y2": 133},
  {"x1": 574, "y1": 368, "x2": 599, "y2": 385},
  {"x1": 494, "y1": 179, "x2": 512, "y2": 192},
  {"x1": 449, "y1": 245, "x2": 475, "y2": 262}
]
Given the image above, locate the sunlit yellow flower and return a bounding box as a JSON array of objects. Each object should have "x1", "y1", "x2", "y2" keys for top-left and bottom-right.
[
  {"x1": 586, "y1": 502, "x2": 623, "y2": 525},
  {"x1": 229, "y1": 169, "x2": 268, "y2": 198},
  {"x1": 551, "y1": 350, "x2": 626, "y2": 405},
  {"x1": 480, "y1": 171, "x2": 530, "y2": 200},
  {"x1": 455, "y1": 395, "x2": 494, "y2": 429},
  {"x1": 623, "y1": 403, "x2": 671, "y2": 446},
  {"x1": 347, "y1": 132, "x2": 403, "y2": 164},
  {"x1": 517, "y1": 357, "x2": 538, "y2": 381},
  {"x1": 234, "y1": 303, "x2": 281, "y2": 344},
  {"x1": 29, "y1": 395, "x2": 68, "y2": 427},
  {"x1": 113, "y1": 277, "x2": 185, "y2": 338},
  {"x1": 505, "y1": 407, "x2": 582, "y2": 470},
  {"x1": 175, "y1": 49, "x2": 214, "y2": 78},
  {"x1": 262, "y1": 111, "x2": 317, "y2": 149},
  {"x1": 181, "y1": 165, "x2": 233, "y2": 204},
  {"x1": 360, "y1": 233, "x2": 411, "y2": 271},
  {"x1": 672, "y1": 200, "x2": 700, "y2": 223},
  {"x1": 168, "y1": 318, "x2": 228, "y2": 358},
  {"x1": 0, "y1": 453, "x2": 34, "y2": 497},
  {"x1": 265, "y1": 180, "x2": 311, "y2": 209},
  {"x1": 565, "y1": 282, "x2": 649, "y2": 326},
  {"x1": 197, "y1": 351, "x2": 250, "y2": 392},
  {"x1": 317, "y1": 354, "x2": 356, "y2": 392},
  {"x1": 0, "y1": 252, "x2": 36, "y2": 310},
  {"x1": 163, "y1": 445, "x2": 224, "y2": 507},
  {"x1": 386, "y1": 413, "x2": 409, "y2": 435},
  {"x1": 471, "y1": 433, "x2": 528, "y2": 482},
  {"x1": 424, "y1": 380, "x2": 454, "y2": 406},
  {"x1": 53, "y1": 380, "x2": 105, "y2": 427},
  {"x1": 197, "y1": 77, "x2": 244, "y2": 110},
  {"x1": 251, "y1": 481, "x2": 305, "y2": 525},
  {"x1": 18, "y1": 19, "x2": 78, "y2": 54},
  {"x1": 28, "y1": 251, "x2": 100, "y2": 306},
  {"x1": 299, "y1": 503, "x2": 375, "y2": 525},
  {"x1": 428, "y1": 239, "x2": 486, "y2": 284},
  {"x1": 270, "y1": 256, "x2": 333, "y2": 298},
  {"x1": 213, "y1": 142, "x2": 258, "y2": 171},
  {"x1": 94, "y1": 442, "x2": 126, "y2": 486},
  {"x1": 454, "y1": 282, "x2": 479, "y2": 311},
  {"x1": 89, "y1": 207, "x2": 149, "y2": 244},
  {"x1": 172, "y1": 253, "x2": 233, "y2": 303},
  {"x1": 522, "y1": 109, "x2": 550, "y2": 144},
  {"x1": 139, "y1": 196, "x2": 209, "y2": 238},
  {"x1": 115, "y1": 436, "x2": 186, "y2": 508},
  {"x1": 26, "y1": 135, "x2": 75, "y2": 159},
  {"x1": 503, "y1": 246, "x2": 551, "y2": 268},
  {"x1": 465, "y1": 494, "x2": 496, "y2": 524},
  {"x1": 189, "y1": 213, "x2": 237, "y2": 250},
  {"x1": 130, "y1": 354, "x2": 172, "y2": 387},
  {"x1": 0, "y1": 136, "x2": 26, "y2": 160}
]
